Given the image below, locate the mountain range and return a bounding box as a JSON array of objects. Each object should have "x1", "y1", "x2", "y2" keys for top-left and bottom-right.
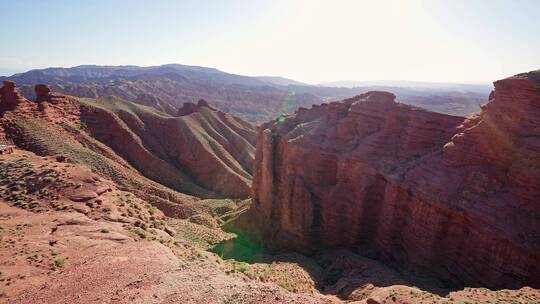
[{"x1": 1, "y1": 64, "x2": 491, "y2": 123}]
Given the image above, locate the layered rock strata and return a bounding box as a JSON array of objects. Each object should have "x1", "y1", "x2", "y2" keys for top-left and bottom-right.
[{"x1": 251, "y1": 71, "x2": 540, "y2": 289}]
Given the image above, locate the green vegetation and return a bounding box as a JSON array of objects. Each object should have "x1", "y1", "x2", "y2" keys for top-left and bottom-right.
[
  {"x1": 0, "y1": 158, "x2": 56, "y2": 211},
  {"x1": 132, "y1": 227, "x2": 147, "y2": 239},
  {"x1": 209, "y1": 235, "x2": 262, "y2": 263},
  {"x1": 278, "y1": 114, "x2": 286, "y2": 125},
  {"x1": 75, "y1": 121, "x2": 88, "y2": 130},
  {"x1": 54, "y1": 258, "x2": 65, "y2": 267},
  {"x1": 278, "y1": 281, "x2": 291, "y2": 290},
  {"x1": 13, "y1": 117, "x2": 124, "y2": 183},
  {"x1": 234, "y1": 262, "x2": 249, "y2": 273}
]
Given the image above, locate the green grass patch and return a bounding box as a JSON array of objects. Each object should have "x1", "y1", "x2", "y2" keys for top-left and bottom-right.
[
  {"x1": 54, "y1": 258, "x2": 65, "y2": 267},
  {"x1": 209, "y1": 234, "x2": 262, "y2": 263}
]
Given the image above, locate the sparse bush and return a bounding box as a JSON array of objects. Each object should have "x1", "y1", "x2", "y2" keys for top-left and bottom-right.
[
  {"x1": 54, "y1": 258, "x2": 65, "y2": 267},
  {"x1": 235, "y1": 262, "x2": 249, "y2": 273},
  {"x1": 75, "y1": 122, "x2": 88, "y2": 130},
  {"x1": 133, "y1": 227, "x2": 146, "y2": 239},
  {"x1": 278, "y1": 281, "x2": 291, "y2": 290},
  {"x1": 28, "y1": 201, "x2": 39, "y2": 209}
]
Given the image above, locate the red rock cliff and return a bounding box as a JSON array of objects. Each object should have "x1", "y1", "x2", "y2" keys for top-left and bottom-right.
[
  {"x1": 0, "y1": 81, "x2": 27, "y2": 111},
  {"x1": 251, "y1": 71, "x2": 540, "y2": 289}
]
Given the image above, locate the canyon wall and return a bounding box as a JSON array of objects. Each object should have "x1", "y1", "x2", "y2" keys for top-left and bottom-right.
[{"x1": 251, "y1": 71, "x2": 540, "y2": 289}]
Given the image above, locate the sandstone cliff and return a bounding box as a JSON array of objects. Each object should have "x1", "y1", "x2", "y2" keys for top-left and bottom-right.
[{"x1": 251, "y1": 71, "x2": 540, "y2": 289}]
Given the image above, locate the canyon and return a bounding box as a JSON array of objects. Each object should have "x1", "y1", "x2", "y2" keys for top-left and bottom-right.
[
  {"x1": 0, "y1": 70, "x2": 539, "y2": 303},
  {"x1": 251, "y1": 70, "x2": 540, "y2": 289}
]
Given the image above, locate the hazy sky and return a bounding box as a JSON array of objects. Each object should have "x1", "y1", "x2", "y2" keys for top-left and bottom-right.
[{"x1": 1, "y1": 0, "x2": 538, "y2": 83}]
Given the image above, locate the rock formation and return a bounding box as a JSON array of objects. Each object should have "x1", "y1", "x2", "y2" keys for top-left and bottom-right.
[
  {"x1": 197, "y1": 98, "x2": 211, "y2": 108},
  {"x1": 177, "y1": 102, "x2": 199, "y2": 116},
  {"x1": 35, "y1": 84, "x2": 51, "y2": 100},
  {"x1": 0, "y1": 81, "x2": 26, "y2": 111},
  {"x1": 177, "y1": 99, "x2": 215, "y2": 116},
  {"x1": 251, "y1": 71, "x2": 540, "y2": 289},
  {"x1": 34, "y1": 84, "x2": 63, "y2": 103}
]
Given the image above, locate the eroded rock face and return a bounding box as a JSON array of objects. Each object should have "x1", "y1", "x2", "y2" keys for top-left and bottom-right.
[
  {"x1": 177, "y1": 99, "x2": 214, "y2": 116},
  {"x1": 0, "y1": 81, "x2": 26, "y2": 110},
  {"x1": 252, "y1": 72, "x2": 540, "y2": 290},
  {"x1": 177, "y1": 102, "x2": 199, "y2": 116},
  {"x1": 1, "y1": 85, "x2": 255, "y2": 200},
  {"x1": 34, "y1": 84, "x2": 66, "y2": 105},
  {"x1": 197, "y1": 98, "x2": 210, "y2": 107},
  {"x1": 35, "y1": 84, "x2": 51, "y2": 97},
  {"x1": 35, "y1": 84, "x2": 53, "y2": 102},
  {"x1": 81, "y1": 97, "x2": 255, "y2": 198}
]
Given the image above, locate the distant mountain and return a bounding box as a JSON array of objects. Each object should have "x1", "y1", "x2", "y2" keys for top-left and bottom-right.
[
  {"x1": 7, "y1": 64, "x2": 269, "y2": 87},
  {"x1": 255, "y1": 76, "x2": 307, "y2": 86},
  {"x1": 288, "y1": 84, "x2": 491, "y2": 116},
  {"x1": 319, "y1": 80, "x2": 492, "y2": 94},
  {"x1": 1, "y1": 64, "x2": 491, "y2": 121},
  {"x1": 2, "y1": 65, "x2": 322, "y2": 123}
]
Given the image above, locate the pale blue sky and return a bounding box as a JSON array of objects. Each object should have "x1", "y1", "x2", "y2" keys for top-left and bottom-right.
[{"x1": 1, "y1": 0, "x2": 538, "y2": 83}]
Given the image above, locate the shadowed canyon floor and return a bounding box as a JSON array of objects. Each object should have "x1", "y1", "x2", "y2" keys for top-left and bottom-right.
[{"x1": 0, "y1": 70, "x2": 539, "y2": 303}]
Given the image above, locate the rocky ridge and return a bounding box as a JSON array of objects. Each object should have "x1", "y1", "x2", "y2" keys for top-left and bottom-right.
[
  {"x1": 177, "y1": 99, "x2": 215, "y2": 116},
  {"x1": 251, "y1": 71, "x2": 540, "y2": 290},
  {"x1": 0, "y1": 82, "x2": 255, "y2": 199}
]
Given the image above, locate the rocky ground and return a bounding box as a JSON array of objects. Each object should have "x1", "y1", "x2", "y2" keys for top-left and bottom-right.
[
  {"x1": 0, "y1": 150, "x2": 333, "y2": 303},
  {"x1": 1, "y1": 150, "x2": 538, "y2": 303}
]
